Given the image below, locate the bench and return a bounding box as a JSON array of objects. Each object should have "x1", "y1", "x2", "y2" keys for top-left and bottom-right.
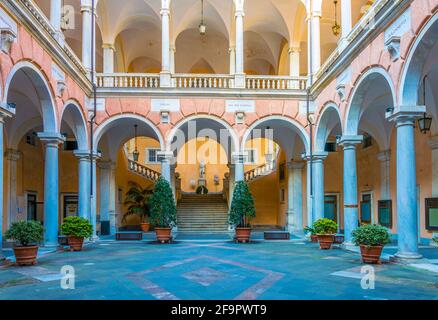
[
  {"x1": 115, "y1": 232, "x2": 143, "y2": 241},
  {"x1": 264, "y1": 231, "x2": 290, "y2": 240}
]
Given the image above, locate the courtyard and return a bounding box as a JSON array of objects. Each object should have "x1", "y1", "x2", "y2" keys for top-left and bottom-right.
[{"x1": 1, "y1": 237, "x2": 438, "y2": 300}]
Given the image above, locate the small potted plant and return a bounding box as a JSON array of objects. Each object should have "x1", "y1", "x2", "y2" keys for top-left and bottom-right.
[
  {"x1": 149, "y1": 177, "x2": 177, "y2": 243},
  {"x1": 229, "y1": 181, "x2": 256, "y2": 243},
  {"x1": 6, "y1": 221, "x2": 44, "y2": 266},
  {"x1": 123, "y1": 181, "x2": 153, "y2": 232},
  {"x1": 352, "y1": 224, "x2": 391, "y2": 264},
  {"x1": 60, "y1": 216, "x2": 93, "y2": 251},
  {"x1": 304, "y1": 226, "x2": 318, "y2": 243},
  {"x1": 314, "y1": 218, "x2": 338, "y2": 250}
]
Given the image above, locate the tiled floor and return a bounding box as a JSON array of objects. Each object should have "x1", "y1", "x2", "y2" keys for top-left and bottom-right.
[{"x1": 0, "y1": 240, "x2": 438, "y2": 300}]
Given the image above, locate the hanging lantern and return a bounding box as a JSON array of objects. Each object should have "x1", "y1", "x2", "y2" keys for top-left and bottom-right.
[
  {"x1": 133, "y1": 124, "x2": 140, "y2": 162},
  {"x1": 418, "y1": 75, "x2": 432, "y2": 134},
  {"x1": 199, "y1": 0, "x2": 207, "y2": 36},
  {"x1": 332, "y1": 0, "x2": 341, "y2": 36}
]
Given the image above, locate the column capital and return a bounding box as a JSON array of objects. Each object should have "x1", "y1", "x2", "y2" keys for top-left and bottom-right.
[
  {"x1": 37, "y1": 132, "x2": 65, "y2": 146},
  {"x1": 288, "y1": 46, "x2": 301, "y2": 54},
  {"x1": 160, "y1": 8, "x2": 170, "y2": 16},
  {"x1": 5, "y1": 149, "x2": 20, "y2": 161},
  {"x1": 386, "y1": 105, "x2": 426, "y2": 124},
  {"x1": 102, "y1": 43, "x2": 115, "y2": 51},
  {"x1": 377, "y1": 150, "x2": 391, "y2": 162},
  {"x1": 302, "y1": 151, "x2": 328, "y2": 162},
  {"x1": 307, "y1": 11, "x2": 322, "y2": 20},
  {"x1": 0, "y1": 102, "x2": 15, "y2": 120},
  {"x1": 74, "y1": 149, "x2": 92, "y2": 160},
  {"x1": 338, "y1": 135, "x2": 363, "y2": 148},
  {"x1": 157, "y1": 151, "x2": 174, "y2": 162},
  {"x1": 235, "y1": 10, "x2": 245, "y2": 18},
  {"x1": 232, "y1": 152, "x2": 248, "y2": 164},
  {"x1": 287, "y1": 161, "x2": 305, "y2": 170},
  {"x1": 98, "y1": 160, "x2": 116, "y2": 170}
]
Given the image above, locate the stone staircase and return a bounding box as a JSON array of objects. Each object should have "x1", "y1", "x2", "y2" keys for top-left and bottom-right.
[{"x1": 177, "y1": 194, "x2": 229, "y2": 233}]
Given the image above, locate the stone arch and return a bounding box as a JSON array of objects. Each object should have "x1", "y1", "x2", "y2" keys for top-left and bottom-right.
[
  {"x1": 60, "y1": 100, "x2": 89, "y2": 151},
  {"x1": 314, "y1": 102, "x2": 342, "y2": 153},
  {"x1": 3, "y1": 60, "x2": 58, "y2": 133}
]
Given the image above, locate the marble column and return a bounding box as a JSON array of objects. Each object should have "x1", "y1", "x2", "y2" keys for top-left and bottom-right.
[
  {"x1": 6, "y1": 149, "x2": 20, "y2": 225},
  {"x1": 312, "y1": 153, "x2": 327, "y2": 222},
  {"x1": 81, "y1": 1, "x2": 93, "y2": 73},
  {"x1": 0, "y1": 107, "x2": 13, "y2": 259},
  {"x1": 430, "y1": 137, "x2": 438, "y2": 240},
  {"x1": 74, "y1": 150, "x2": 91, "y2": 220},
  {"x1": 102, "y1": 44, "x2": 115, "y2": 73},
  {"x1": 287, "y1": 161, "x2": 304, "y2": 234},
  {"x1": 387, "y1": 106, "x2": 425, "y2": 259},
  {"x1": 160, "y1": 4, "x2": 171, "y2": 87},
  {"x1": 98, "y1": 161, "x2": 116, "y2": 235},
  {"x1": 229, "y1": 47, "x2": 236, "y2": 75},
  {"x1": 307, "y1": 9, "x2": 321, "y2": 76},
  {"x1": 228, "y1": 164, "x2": 236, "y2": 208},
  {"x1": 289, "y1": 46, "x2": 300, "y2": 77},
  {"x1": 234, "y1": 4, "x2": 245, "y2": 88},
  {"x1": 89, "y1": 152, "x2": 101, "y2": 239},
  {"x1": 232, "y1": 152, "x2": 246, "y2": 182},
  {"x1": 159, "y1": 151, "x2": 173, "y2": 183},
  {"x1": 339, "y1": 0, "x2": 352, "y2": 49},
  {"x1": 306, "y1": 160, "x2": 314, "y2": 227},
  {"x1": 170, "y1": 46, "x2": 176, "y2": 74},
  {"x1": 37, "y1": 133, "x2": 65, "y2": 246},
  {"x1": 339, "y1": 136, "x2": 363, "y2": 244},
  {"x1": 50, "y1": 0, "x2": 64, "y2": 41},
  {"x1": 377, "y1": 150, "x2": 391, "y2": 200}
]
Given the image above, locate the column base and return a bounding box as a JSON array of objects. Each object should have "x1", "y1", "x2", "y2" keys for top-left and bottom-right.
[{"x1": 394, "y1": 251, "x2": 423, "y2": 260}]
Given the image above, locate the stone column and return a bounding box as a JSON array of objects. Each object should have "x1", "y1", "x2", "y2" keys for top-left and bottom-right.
[
  {"x1": 81, "y1": 1, "x2": 93, "y2": 73},
  {"x1": 287, "y1": 161, "x2": 304, "y2": 234},
  {"x1": 170, "y1": 46, "x2": 176, "y2": 74},
  {"x1": 377, "y1": 150, "x2": 391, "y2": 200},
  {"x1": 234, "y1": 1, "x2": 245, "y2": 88},
  {"x1": 0, "y1": 107, "x2": 13, "y2": 259},
  {"x1": 339, "y1": 0, "x2": 352, "y2": 49},
  {"x1": 306, "y1": 160, "x2": 313, "y2": 226},
  {"x1": 102, "y1": 44, "x2": 115, "y2": 73},
  {"x1": 289, "y1": 46, "x2": 300, "y2": 77},
  {"x1": 228, "y1": 164, "x2": 236, "y2": 208},
  {"x1": 159, "y1": 151, "x2": 173, "y2": 183},
  {"x1": 160, "y1": 3, "x2": 171, "y2": 87},
  {"x1": 312, "y1": 153, "x2": 327, "y2": 222},
  {"x1": 89, "y1": 152, "x2": 101, "y2": 239},
  {"x1": 307, "y1": 9, "x2": 321, "y2": 76},
  {"x1": 387, "y1": 106, "x2": 425, "y2": 259},
  {"x1": 339, "y1": 136, "x2": 363, "y2": 244},
  {"x1": 38, "y1": 133, "x2": 65, "y2": 246},
  {"x1": 229, "y1": 46, "x2": 236, "y2": 75},
  {"x1": 430, "y1": 137, "x2": 438, "y2": 240},
  {"x1": 232, "y1": 152, "x2": 246, "y2": 182},
  {"x1": 98, "y1": 161, "x2": 116, "y2": 235},
  {"x1": 74, "y1": 150, "x2": 91, "y2": 220},
  {"x1": 6, "y1": 149, "x2": 20, "y2": 225},
  {"x1": 50, "y1": 0, "x2": 64, "y2": 41}
]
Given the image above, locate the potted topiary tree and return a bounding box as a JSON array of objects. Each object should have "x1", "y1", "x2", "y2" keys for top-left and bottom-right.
[
  {"x1": 6, "y1": 221, "x2": 44, "y2": 266},
  {"x1": 352, "y1": 224, "x2": 391, "y2": 264},
  {"x1": 60, "y1": 216, "x2": 93, "y2": 251},
  {"x1": 304, "y1": 226, "x2": 318, "y2": 243},
  {"x1": 149, "y1": 177, "x2": 177, "y2": 243},
  {"x1": 314, "y1": 218, "x2": 338, "y2": 250},
  {"x1": 229, "y1": 181, "x2": 256, "y2": 243},
  {"x1": 123, "y1": 181, "x2": 153, "y2": 232}
]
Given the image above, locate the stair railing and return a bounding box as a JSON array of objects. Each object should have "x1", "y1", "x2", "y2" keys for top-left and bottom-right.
[{"x1": 127, "y1": 159, "x2": 161, "y2": 182}]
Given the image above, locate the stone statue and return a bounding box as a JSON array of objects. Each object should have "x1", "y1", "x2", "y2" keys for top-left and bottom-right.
[{"x1": 199, "y1": 160, "x2": 206, "y2": 179}]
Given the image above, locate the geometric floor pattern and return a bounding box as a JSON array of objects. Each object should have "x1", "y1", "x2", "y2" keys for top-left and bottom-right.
[{"x1": 1, "y1": 240, "x2": 438, "y2": 300}]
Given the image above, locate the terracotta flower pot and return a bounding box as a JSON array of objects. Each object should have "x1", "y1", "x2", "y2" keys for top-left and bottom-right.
[
  {"x1": 360, "y1": 245, "x2": 383, "y2": 264},
  {"x1": 235, "y1": 227, "x2": 252, "y2": 243},
  {"x1": 317, "y1": 234, "x2": 335, "y2": 250},
  {"x1": 140, "y1": 222, "x2": 150, "y2": 233},
  {"x1": 13, "y1": 246, "x2": 39, "y2": 266},
  {"x1": 310, "y1": 235, "x2": 318, "y2": 243},
  {"x1": 67, "y1": 236, "x2": 85, "y2": 252},
  {"x1": 155, "y1": 228, "x2": 172, "y2": 243}
]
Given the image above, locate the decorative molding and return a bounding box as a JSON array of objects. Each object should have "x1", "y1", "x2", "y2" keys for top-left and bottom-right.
[
  {"x1": 151, "y1": 99, "x2": 180, "y2": 112},
  {"x1": 226, "y1": 100, "x2": 255, "y2": 113},
  {"x1": 385, "y1": 35, "x2": 401, "y2": 62},
  {"x1": 336, "y1": 84, "x2": 346, "y2": 102},
  {"x1": 235, "y1": 112, "x2": 245, "y2": 125},
  {"x1": 0, "y1": 28, "x2": 16, "y2": 53}
]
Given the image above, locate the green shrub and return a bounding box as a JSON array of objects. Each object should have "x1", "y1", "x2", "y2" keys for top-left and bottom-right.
[
  {"x1": 123, "y1": 181, "x2": 153, "y2": 223},
  {"x1": 313, "y1": 218, "x2": 338, "y2": 235},
  {"x1": 196, "y1": 185, "x2": 209, "y2": 195},
  {"x1": 229, "y1": 181, "x2": 256, "y2": 228},
  {"x1": 5, "y1": 221, "x2": 44, "y2": 247},
  {"x1": 149, "y1": 177, "x2": 177, "y2": 228},
  {"x1": 433, "y1": 237, "x2": 438, "y2": 244},
  {"x1": 61, "y1": 216, "x2": 93, "y2": 238},
  {"x1": 352, "y1": 224, "x2": 391, "y2": 247}
]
